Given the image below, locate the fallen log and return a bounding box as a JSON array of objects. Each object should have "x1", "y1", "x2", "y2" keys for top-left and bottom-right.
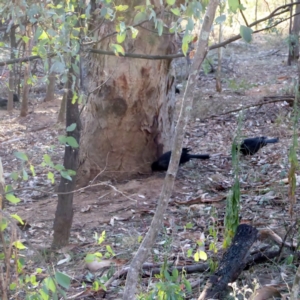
[{"x1": 198, "y1": 224, "x2": 258, "y2": 300}]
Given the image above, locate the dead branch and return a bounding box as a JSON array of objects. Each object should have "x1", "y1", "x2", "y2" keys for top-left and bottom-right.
[{"x1": 205, "y1": 97, "x2": 294, "y2": 119}]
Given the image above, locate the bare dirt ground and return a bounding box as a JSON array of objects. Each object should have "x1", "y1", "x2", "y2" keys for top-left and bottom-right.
[{"x1": 1, "y1": 33, "x2": 299, "y2": 299}]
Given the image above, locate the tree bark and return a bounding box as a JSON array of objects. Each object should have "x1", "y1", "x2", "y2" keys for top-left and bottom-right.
[
  {"x1": 45, "y1": 69, "x2": 56, "y2": 102},
  {"x1": 288, "y1": 3, "x2": 300, "y2": 65},
  {"x1": 52, "y1": 63, "x2": 81, "y2": 248},
  {"x1": 123, "y1": 1, "x2": 220, "y2": 298},
  {"x1": 7, "y1": 25, "x2": 16, "y2": 112},
  {"x1": 77, "y1": 1, "x2": 177, "y2": 184},
  {"x1": 57, "y1": 91, "x2": 66, "y2": 123},
  {"x1": 0, "y1": 158, "x2": 5, "y2": 209},
  {"x1": 20, "y1": 24, "x2": 32, "y2": 117}
]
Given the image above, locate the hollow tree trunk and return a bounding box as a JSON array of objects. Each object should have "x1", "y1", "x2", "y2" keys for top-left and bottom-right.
[{"x1": 78, "y1": 2, "x2": 177, "y2": 184}]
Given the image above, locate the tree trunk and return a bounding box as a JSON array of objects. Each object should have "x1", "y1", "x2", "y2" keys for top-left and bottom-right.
[
  {"x1": 77, "y1": 2, "x2": 177, "y2": 184},
  {"x1": 7, "y1": 25, "x2": 16, "y2": 112},
  {"x1": 52, "y1": 64, "x2": 81, "y2": 248},
  {"x1": 288, "y1": 3, "x2": 300, "y2": 65},
  {"x1": 44, "y1": 69, "x2": 56, "y2": 102},
  {"x1": 20, "y1": 25, "x2": 32, "y2": 117},
  {"x1": 57, "y1": 91, "x2": 66, "y2": 123},
  {"x1": 45, "y1": 57, "x2": 56, "y2": 102},
  {"x1": 0, "y1": 158, "x2": 5, "y2": 209}
]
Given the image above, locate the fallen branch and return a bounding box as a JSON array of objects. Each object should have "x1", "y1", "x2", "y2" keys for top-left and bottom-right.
[{"x1": 205, "y1": 97, "x2": 294, "y2": 119}]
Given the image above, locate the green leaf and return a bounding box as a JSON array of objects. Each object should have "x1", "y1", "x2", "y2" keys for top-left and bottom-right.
[
  {"x1": 6, "y1": 193, "x2": 21, "y2": 204},
  {"x1": 66, "y1": 136, "x2": 79, "y2": 148},
  {"x1": 66, "y1": 123, "x2": 77, "y2": 132},
  {"x1": 134, "y1": 5, "x2": 146, "y2": 12},
  {"x1": 111, "y1": 44, "x2": 125, "y2": 56},
  {"x1": 186, "y1": 18, "x2": 195, "y2": 33},
  {"x1": 119, "y1": 21, "x2": 126, "y2": 32},
  {"x1": 30, "y1": 164, "x2": 36, "y2": 176},
  {"x1": 228, "y1": 0, "x2": 239, "y2": 12},
  {"x1": 43, "y1": 277, "x2": 56, "y2": 293},
  {"x1": 157, "y1": 19, "x2": 163, "y2": 36},
  {"x1": 10, "y1": 172, "x2": 19, "y2": 181},
  {"x1": 182, "y1": 41, "x2": 189, "y2": 56},
  {"x1": 54, "y1": 164, "x2": 64, "y2": 171},
  {"x1": 116, "y1": 31, "x2": 126, "y2": 43},
  {"x1": 34, "y1": 27, "x2": 43, "y2": 41},
  {"x1": 85, "y1": 253, "x2": 97, "y2": 263},
  {"x1": 133, "y1": 11, "x2": 148, "y2": 23},
  {"x1": 47, "y1": 172, "x2": 55, "y2": 184},
  {"x1": 9, "y1": 282, "x2": 17, "y2": 290},
  {"x1": 240, "y1": 25, "x2": 253, "y2": 43},
  {"x1": 5, "y1": 185, "x2": 13, "y2": 193},
  {"x1": 38, "y1": 289, "x2": 49, "y2": 299},
  {"x1": 58, "y1": 135, "x2": 68, "y2": 145},
  {"x1": 198, "y1": 250, "x2": 207, "y2": 261},
  {"x1": 92, "y1": 281, "x2": 100, "y2": 291},
  {"x1": 129, "y1": 26, "x2": 139, "y2": 39},
  {"x1": 187, "y1": 248, "x2": 193, "y2": 257},
  {"x1": 194, "y1": 251, "x2": 200, "y2": 262},
  {"x1": 61, "y1": 171, "x2": 72, "y2": 181},
  {"x1": 115, "y1": 5, "x2": 128, "y2": 11},
  {"x1": 22, "y1": 36, "x2": 30, "y2": 43},
  {"x1": 22, "y1": 169, "x2": 28, "y2": 181},
  {"x1": 72, "y1": 93, "x2": 78, "y2": 104},
  {"x1": 106, "y1": 245, "x2": 115, "y2": 256},
  {"x1": 38, "y1": 30, "x2": 48, "y2": 40},
  {"x1": 170, "y1": 8, "x2": 180, "y2": 16},
  {"x1": 0, "y1": 218, "x2": 8, "y2": 231},
  {"x1": 215, "y1": 15, "x2": 226, "y2": 24},
  {"x1": 13, "y1": 241, "x2": 27, "y2": 250},
  {"x1": 185, "y1": 222, "x2": 193, "y2": 229},
  {"x1": 172, "y1": 268, "x2": 178, "y2": 280},
  {"x1": 50, "y1": 61, "x2": 65, "y2": 74},
  {"x1": 163, "y1": 269, "x2": 171, "y2": 281},
  {"x1": 11, "y1": 214, "x2": 24, "y2": 224},
  {"x1": 167, "y1": 0, "x2": 176, "y2": 5},
  {"x1": 55, "y1": 271, "x2": 71, "y2": 289},
  {"x1": 43, "y1": 154, "x2": 53, "y2": 166},
  {"x1": 97, "y1": 231, "x2": 106, "y2": 244},
  {"x1": 183, "y1": 278, "x2": 192, "y2": 292},
  {"x1": 14, "y1": 151, "x2": 28, "y2": 161},
  {"x1": 67, "y1": 169, "x2": 76, "y2": 176}
]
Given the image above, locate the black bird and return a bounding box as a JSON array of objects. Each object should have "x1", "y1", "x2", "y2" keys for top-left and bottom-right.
[
  {"x1": 175, "y1": 87, "x2": 180, "y2": 94},
  {"x1": 239, "y1": 137, "x2": 279, "y2": 155},
  {"x1": 0, "y1": 94, "x2": 19, "y2": 108},
  {"x1": 151, "y1": 147, "x2": 210, "y2": 171}
]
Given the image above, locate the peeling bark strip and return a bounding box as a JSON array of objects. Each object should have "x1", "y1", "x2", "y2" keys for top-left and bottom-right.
[{"x1": 198, "y1": 224, "x2": 258, "y2": 300}]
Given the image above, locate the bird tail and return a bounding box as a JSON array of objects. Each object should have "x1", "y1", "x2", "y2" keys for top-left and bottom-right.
[
  {"x1": 188, "y1": 154, "x2": 210, "y2": 159},
  {"x1": 265, "y1": 138, "x2": 279, "y2": 144}
]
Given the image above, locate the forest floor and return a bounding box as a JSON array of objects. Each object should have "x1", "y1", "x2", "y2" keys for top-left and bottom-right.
[{"x1": 1, "y1": 33, "x2": 299, "y2": 299}]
